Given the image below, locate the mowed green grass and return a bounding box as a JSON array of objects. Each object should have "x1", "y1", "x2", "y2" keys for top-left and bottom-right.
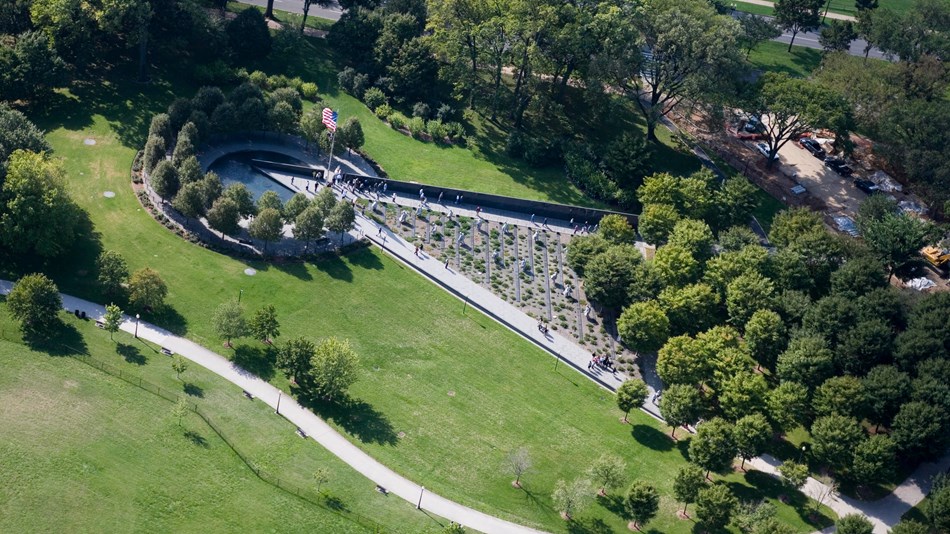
[
  {"x1": 0, "y1": 337, "x2": 393, "y2": 533},
  {"x1": 732, "y1": 0, "x2": 910, "y2": 17},
  {"x1": 748, "y1": 40, "x2": 824, "y2": 78}
]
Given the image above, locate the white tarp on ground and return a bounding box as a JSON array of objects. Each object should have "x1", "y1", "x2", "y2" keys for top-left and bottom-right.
[
  {"x1": 899, "y1": 200, "x2": 928, "y2": 215},
  {"x1": 869, "y1": 170, "x2": 903, "y2": 192},
  {"x1": 906, "y1": 277, "x2": 936, "y2": 291},
  {"x1": 834, "y1": 216, "x2": 859, "y2": 236}
]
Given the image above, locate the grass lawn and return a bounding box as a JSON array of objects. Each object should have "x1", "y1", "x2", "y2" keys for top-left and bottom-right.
[
  {"x1": 748, "y1": 41, "x2": 824, "y2": 78},
  {"x1": 0, "y1": 333, "x2": 437, "y2": 533},
  {"x1": 226, "y1": 1, "x2": 335, "y2": 32},
  {"x1": 732, "y1": 1, "x2": 777, "y2": 16},
  {"x1": 732, "y1": 0, "x2": 910, "y2": 17}
]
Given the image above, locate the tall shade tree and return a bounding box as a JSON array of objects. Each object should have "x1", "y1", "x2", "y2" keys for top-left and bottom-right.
[
  {"x1": 719, "y1": 372, "x2": 769, "y2": 421},
  {"x1": 660, "y1": 384, "x2": 702, "y2": 438},
  {"x1": 309, "y1": 337, "x2": 360, "y2": 402},
  {"x1": 284, "y1": 193, "x2": 311, "y2": 222},
  {"x1": 505, "y1": 447, "x2": 532, "y2": 488},
  {"x1": 7, "y1": 273, "x2": 62, "y2": 338},
  {"x1": 658, "y1": 283, "x2": 720, "y2": 336},
  {"x1": 734, "y1": 413, "x2": 773, "y2": 470},
  {"x1": 149, "y1": 159, "x2": 179, "y2": 201},
  {"x1": 653, "y1": 244, "x2": 702, "y2": 288},
  {"x1": 249, "y1": 208, "x2": 284, "y2": 254},
  {"x1": 223, "y1": 183, "x2": 257, "y2": 218},
  {"x1": 695, "y1": 484, "x2": 738, "y2": 531},
  {"x1": 862, "y1": 365, "x2": 910, "y2": 430},
  {"x1": 810, "y1": 415, "x2": 865, "y2": 471},
  {"x1": 249, "y1": 304, "x2": 280, "y2": 344},
  {"x1": 689, "y1": 418, "x2": 737, "y2": 478},
  {"x1": 325, "y1": 201, "x2": 356, "y2": 246},
  {"x1": 551, "y1": 478, "x2": 593, "y2": 521},
  {"x1": 891, "y1": 401, "x2": 948, "y2": 462},
  {"x1": 813, "y1": 376, "x2": 867, "y2": 419},
  {"x1": 598, "y1": 214, "x2": 636, "y2": 245},
  {"x1": 97, "y1": 250, "x2": 129, "y2": 299},
  {"x1": 751, "y1": 72, "x2": 852, "y2": 169},
  {"x1": 774, "y1": 0, "x2": 823, "y2": 51},
  {"x1": 856, "y1": 210, "x2": 934, "y2": 280},
  {"x1": 657, "y1": 335, "x2": 709, "y2": 387},
  {"x1": 744, "y1": 309, "x2": 787, "y2": 370},
  {"x1": 851, "y1": 434, "x2": 896, "y2": 488},
  {"x1": 172, "y1": 181, "x2": 206, "y2": 220},
  {"x1": 616, "y1": 379, "x2": 649, "y2": 423},
  {"x1": 819, "y1": 20, "x2": 857, "y2": 52},
  {"x1": 104, "y1": 303, "x2": 123, "y2": 341},
  {"x1": 212, "y1": 299, "x2": 247, "y2": 347},
  {"x1": 207, "y1": 197, "x2": 241, "y2": 237},
  {"x1": 776, "y1": 333, "x2": 835, "y2": 389},
  {"x1": 737, "y1": 13, "x2": 782, "y2": 56},
  {"x1": 726, "y1": 272, "x2": 775, "y2": 327},
  {"x1": 582, "y1": 245, "x2": 642, "y2": 310},
  {"x1": 625, "y1": 481, "x2": 660, "y2": 530},
  {"x1": 778, "y1": 460, "x2": 809, "y2": 490},
  {"x1": 612, "y1": 0, "x2": 739, "y2": 141},
  {"x1": 587, "y1": 454, "x2": 627, "y2": 496},
  {"x1": 294, "y1": 204, "x2": 326, "y2": 251},
  {"x1": 257, "y1": 191, "x2": 284, "y2": 215},
  {"x1": 128, "y1": 268, "x2": 167, "y2": 312},
  {"x1": 637, "y1": 203, "x2": 680, "y2": 245},
  {"x1": 673, "y1": 465, "x2": 706, "y2": 516},
  {"x1": 617, "y1": 301, "x2": 670, "y2": 354},
  {"x1": 836, "y1": 514, "x2": 874, "y2": 534},
  {"x1": 767, "y1": 381, "x2": 810, "y2": 432},
  {"x1": 277, "y1": 336, "x2": 316, "y2": 387},
  {"x1": 1, "y1": 150, "x2": 78, "y2": 258}
]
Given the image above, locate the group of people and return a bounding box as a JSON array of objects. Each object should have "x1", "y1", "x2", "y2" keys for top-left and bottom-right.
[
  {"x1": 537, "y1": 320, "x2": 550, "y2": 335},
  {"x1": 588, "y1": 354, "x2": 616, "y2": 373}
]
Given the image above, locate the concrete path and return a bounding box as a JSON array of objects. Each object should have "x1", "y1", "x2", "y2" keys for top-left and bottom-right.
[
  {"x1": 737, "y1": 0, "x2": 856, "y2": 21},
  {"x1": 0, "y1": 279, "x2": 544, "y2": 534}
]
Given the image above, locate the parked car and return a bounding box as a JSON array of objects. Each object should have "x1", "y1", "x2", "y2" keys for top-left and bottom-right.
[
  {"x1": 853, "y1": 179, "x2": 880, "y2": 195},
  {"x1": 743, "y1": 116, "x2": 763, "y2": 133},
  {"x1": 754, "y1": 142, "x2": 772, "y2": 159},
  {"x1": 825, "y1": 158, "x2": 854, "y2": 177},
  {"x1": 798, "y1": 137, "x2": 826, "y2": 160}
]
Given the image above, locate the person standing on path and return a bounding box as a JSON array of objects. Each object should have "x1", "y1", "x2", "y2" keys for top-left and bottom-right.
[{"x1": 530, "y1": 214, "x2": 535, "y2": 224}]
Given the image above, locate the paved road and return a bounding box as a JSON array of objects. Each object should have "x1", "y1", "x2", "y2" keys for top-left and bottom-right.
[
  {"x1": 241, "y1": 0, "x2": 342, "y2": 21},
  {"x1": 731, "y1": 9, "x2": 887, "y2": 60}
]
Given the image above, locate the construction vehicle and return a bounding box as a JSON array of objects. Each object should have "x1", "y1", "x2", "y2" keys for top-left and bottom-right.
[{"x1": 921, "y1": 245, "x2": 950, "y2": 278}]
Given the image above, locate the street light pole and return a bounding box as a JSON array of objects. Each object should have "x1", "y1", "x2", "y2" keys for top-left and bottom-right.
[
  {"x1": 135, "y1": 313, "x2": 140, "y2": 338},
  {"x1": 239, "y1": 289, "x2": 243, "y2": 304},
  {"x1": 416, "y1": 486, "x2": 424, "y2": 509},
  {"x1": 276, "y1": 391, "x2": 281, "y2": 415}
]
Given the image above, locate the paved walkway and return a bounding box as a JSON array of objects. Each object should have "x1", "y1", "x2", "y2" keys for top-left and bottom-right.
[
  {"x1": 737, "y1": 0, "x2": 856, "y2": 21},
  {"x1": 0, "y1": 279, "x2": 544, "y2": 534}
]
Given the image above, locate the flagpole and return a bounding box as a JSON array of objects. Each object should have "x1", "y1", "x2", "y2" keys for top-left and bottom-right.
[{"x1": 326, "y1": 130, "x2": 336, "y2": 182}]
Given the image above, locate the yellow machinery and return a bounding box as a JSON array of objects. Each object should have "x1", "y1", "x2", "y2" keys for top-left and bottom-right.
[{"x1": 921, "y1": 245, "x2": 950, "y2": 277}]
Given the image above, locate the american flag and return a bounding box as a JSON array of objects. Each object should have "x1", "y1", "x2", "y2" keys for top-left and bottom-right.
[{"x1": 322, "y1": 107, "x2": 338, "y2": 132}]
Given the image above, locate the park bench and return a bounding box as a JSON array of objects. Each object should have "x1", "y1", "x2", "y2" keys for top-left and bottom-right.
[
  {"x1": 95, "y1": 320, "x2": 105, "y2": 329},
  {"x1": 242, "y1": 390, "x2": 254, "y2": 400},
  {"x1": 375, "y1": 485, "x2": 388, "y2": 495},
  {"x1": 296, "y1": 427, "x2": 307, "y2": 439},
  {"x1": 161, "y1": 347, "x2": 173, "y2": 356}
]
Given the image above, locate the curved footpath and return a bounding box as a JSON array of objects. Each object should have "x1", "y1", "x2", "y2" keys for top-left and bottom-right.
[{"x1": 0, "y1": 279, "x2": 545, "y2": 534}]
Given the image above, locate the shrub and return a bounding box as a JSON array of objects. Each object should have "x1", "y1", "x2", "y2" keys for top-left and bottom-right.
[
  {"x1": 506, "y1": 130, "x2": 525, "y2": 158},
  {"x1": 272, "y1": 26, "x2": 305, "y2": 59},
  {"x1": 445, "y1": 122, "x2": 465, "y2": 140},
  {"x1": 426, "y1": 120, "x2": 447, "y2": 142},
  {"x1": 300, "y1": 82, "x2": 319, "y2": 101},
  {"x1": 337, "y1": 67, "x2": 356, "y2": 92},
  {"x1": 192, "y1": 60, "x2": 237, "y2": 86},
  {"x1": 436, "y1": 103, "x2": 454, "y2": 122},
  {"x1": 249, "y1": 70, "x2": 269, "y2": 88},
  {"x1": 374, "y1": 104, "x2": 394, "y2": 120},
  {"x1": 523, "y1": 136, "x2": 561, "y2": 166},
  {"x1": 565, "y1": 149, "x2": 618, "y2": 202},
  {"x1": 388, "y1": 112, "x2": 408, "y2": 131},
  {"x1": 412, "y1": 102, "x2": 430, "y2": 119},
  {"x1": 362, "y1": 87, "x2": 387, "y2": 110},
  {"x1": 351, "y1": 73, "x2": 369, "y2": 98},
  {"x1": 407, "y1": 116, "x2": 426, "y2": 138}
]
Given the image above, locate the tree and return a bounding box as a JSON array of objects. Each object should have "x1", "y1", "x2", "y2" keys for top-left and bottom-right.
[
  {"x1": 588, "y1": 454, "x2": 627, "y2": 495},
  {"x1": 325, "y1": 201, "x2": 356, "y2": 246},
  {"x1": 604, "y1": 133, "x2": 653, "y2": 190},
  {"x1": 613, "y1": 0, "x2": 739, "y2": 141},
  {"x1": 719, "y1": 372, "x2": 769, "y2": 422},
  {"x1": 277, "y1": 337, "x2": 315, "y2": 386},
  {"x1": 309, "y1": 337, "x2": 360, "y2": 401},
  {"x1": 659, "y1": 386, "x2": 702, "y2": 439},
  {"x1": 617, "y1": 301, "x2": 670, "y2": 354},
  {"x1": 810, "y1": 415, "x2": 865, "y2": 471},
  {"x1": 7, "y1": 273, "x2": 62, "y2": 338},
  {"x1": 657, "y1": 336, "x2": 709, "y2": 387},
  {"x1": 744, "y1": 309, "x2": 787, "y2": 370},
  {"x1": 551, "y1": 478, "x2": 593, "y2": 521},
  {"x1": 177, "y1": 156, "x2": 203, "y2": 186},
  {"x1": 312, "y1": 466, "x2": 331, "y2": 493},
  {"x1": 778, "y1": 460, "x2": 809, "y2": 490},
  {"x1": 142, "y1": 135, "x2": 166, "y2": 174},
  {"x1": 667, "y1": 219, "x2": 715, "y2": 263},
  {"x1": 734, "y1": 413, "x2": 772, "y2": 470},
  {"x1": 774, "y1": 0, "x2": 823, "y2": 51},
  {"x1": 689, "y1": 418, "x2": 736, "y2": 478},
  {"x1": 598, "y1": 214, "x2": 636, "y2": 246},
  {"x1": 652, "y1": 244, "x2": 701, "y2": 288},
  {"x1": 294, "y1": 205, "x2": 326, "y2": 251},
  {"x1": 726, "y1": 272, "x2": 775, "y2": 326},
  {"x1": 835, "y1": 319, "x2": 894, "y2": 376},
  {"x1": 300, "y1": 106, "x2": 325, "y2": 148},
  {"x1": 313, "y1": 187, "x2": 338, "y2": 219},
  {"x1": 928, "y1": 476, "x2": 950, "y2": 533},
  {"x1": 767, "y1": 381, "x2": 810, "y2": 432},
  {"x1": 813, "y1": 376, "x2": 866, "y2": 419},
  {"x1": 171, "y1": 355, "x2": 188, "y2": 380},
  {"x1": 249, "y1": 208, "x2": 284, "y2": 254},
  {"x1": 820, "y1": 20, "x2": 857, "y2": 52},
  {"x1": 625, "y1": 481, "x2": 660, "y2": 530},
  {"x1": 637, "y1": 204, "x2": 680, "y2": 245},
  {"x1": 257, "y1": 191, "x2": 284, "y2": 215},
  {"x1": 269, "y1": 101, "x2": 299, "y2": 135},
  {"x1": 776, "y1": 334, "x2": 835, "y2": 389},
  {"x1": 836, "y1": 514, "x2": 874, "y2": 534},
  {"x1": 891, "y1": 401, "x2": 948, "y2": 462},
  {"x1": 658, "y1": 283, "x2": 720, "y2": 336},
  {"x1": 171, "y1": 397, "x2": 190, "y2": 427},
  {"x1": 672, "y1": 465, "x2": 706, "y2": 515},
  {"x1": 851, "y1": 434, "x2": 895, "y2": 487},
  {"x1": 227, "y1": 7, "x2": 271, "y2": 60},
  {"x1": 150, "y1": 160, "x2": 179, "y2": 201},
  {"x1": 862, "y1": 365, "x2": 910, "y2": 430},
  {"x1": 172, "y1": 181, "x2": 206, "y2": 220},
  {"x1": 207, "y1": 197, "x2": 241, "y2": 237},
  {"x1": 505, "y1": 447, "x2": 532, "y2": 488},
  {"x1": 856, "y1": 210, "x2": 934, "y2": 280},
  {"x1": 97, "y1": 251, "x2": 129, "y2": 299},
  {"x1": 387, "y1": 38, "x2": 440, "y2": 105},
  {"x1": 616, "y1": 379, "x2": 649, "y2": 423},
  {"x1": 249, "y1": 304, "x2": 280, "y2": 344},
  {"x1": 1, "y1": 150, "x2": 78, "y2": 258},
  {"x1": 889, "y1": 520, "x2": 930, "y2": 534},
  {"x1": 0, "y1": 104, "x2": 50, "y2": 172},
  {"x1": 171, "y1": 135, "x2": 195, "y2": 169},
  {"x1": 223, "y1": 183, "x2": 257, "y2": 219},
  {"x1": 582, "y1": 245, "x2": 642, "y2": 310},
  {"x1": 567, "y1": 234, "x2": 610, "y2": 276},
  {"x1": 752, "y1": 72, "x2": 852, "y2": 169},
  {"x1": 695, "y1": 484, "x2": 737, "y2": 530},
  {"x1": 128, "y1": 268, "x2": 167, "y2": 312},
  {"x1": 284, "y1": 193, "x2": 310, "y2": 222},
  {"x1": 339, "y1": 117, "x2": 365, "y2": 153},
  {"x1": 104, "y1": 303, "x2": 123, "y2": 341},
  {"x1": 212, "y1": 299, "x2": 246, "y2": 347},
  {"x1": 737, "y1": 14, "x2": 781, "y2": 57},
  {"x1": 0, "y1": 30, "x2": 67, "y2": 103},
  {"x1": 831, "y1": 256, "x2": 887, "y2": 296}
]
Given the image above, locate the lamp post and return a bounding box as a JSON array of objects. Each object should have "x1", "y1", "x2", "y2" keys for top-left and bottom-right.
[
  {"x1": 134, "y1": 313, "x2": 140, "y2": 338},
  {"x1": 239, "y1": 289, "x2": 244, "y2": 304},
  {"x1": 276, "y1": 391, "x2": 282, "y2": 415},
  {"x1": 416, "y1": 486, "x2": 424, "y2": 509}
]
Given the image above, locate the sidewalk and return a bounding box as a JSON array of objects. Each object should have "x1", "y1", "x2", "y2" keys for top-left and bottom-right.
[
  {"x1": 0, "y1": 279, "x2": 545, "y2": 534},
  {"x1": 738, "y1": 0, "x2": 856, "y2": 21}
]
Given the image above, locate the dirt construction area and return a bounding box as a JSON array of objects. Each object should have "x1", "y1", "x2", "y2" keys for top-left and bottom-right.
[{"x1": 769, "y1": 140, "x2": 866, "y2": 216}]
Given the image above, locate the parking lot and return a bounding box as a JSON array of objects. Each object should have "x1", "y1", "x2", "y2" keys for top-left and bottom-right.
[{"x1": 768, "y1": 138, "x2": 866, "y2": 217}]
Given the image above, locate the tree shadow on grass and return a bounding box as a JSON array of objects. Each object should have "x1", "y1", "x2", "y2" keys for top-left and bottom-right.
[
  {"x1": 302, "y1": 395, "x2": 397, "y2": 446},
  {"x1": 631, "y1": 424, "x2": 675, "y2": 452},
  {"x1": 116, "y1": 342, "x2": 146, "y2": 365},
  {"x1": 183, "y1": 430, "x2": 209, "y2": 448},
  {"x1": 725, "y1": 470, "x2": 835, "y2": 529},
  {"x1": 322, "y1": 493, "x2": 348, "y2": 512},
  {"x1": 565, "y1": 517, "x2": 613, "y2": 534},
  {"x1": 149, "y1": 305, "x2": 188, "y2": 337},
  {"x1": 183, "y1": 382, "x2": 204, "y2": 398},
  {"x1": 597, "y1": 494, "x2": 630, "y2": 521},
  {"x1": 27, "y1": 321, "x2": 88, "y2": 357},
  {"x1": 312, "y1": 254, "x2": 353, "y2": 282},
  {"x1": 231, "y1": 344, "x2": 276, "y2": 381},
  {"x1": 346, "y1": 247, "x2": 384, "y2": 271},
  {"x1": 271, "y1": 260, "x2": 313, "y2": 281}
]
